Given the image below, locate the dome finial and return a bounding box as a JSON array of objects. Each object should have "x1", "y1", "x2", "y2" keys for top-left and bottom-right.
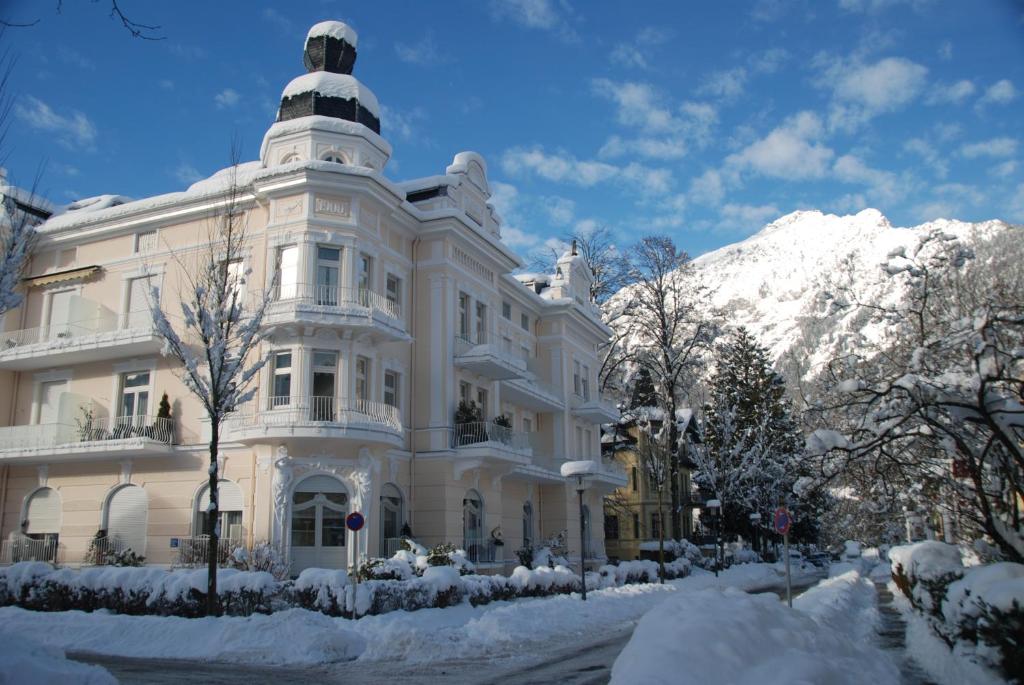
[{"x1": 304, "y1": 21, "x2": 358, "y2": 75}]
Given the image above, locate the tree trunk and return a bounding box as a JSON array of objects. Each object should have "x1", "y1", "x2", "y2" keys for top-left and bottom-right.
[
  {"x1": 657, "y1": 488, "x2": 665, "y2": 584},
  {"x1": 667, "y1": 399, "x2": 682, "y2": 541},
  {"x1": 207, "y1": 419, "x2": 221, "y2": 616}
]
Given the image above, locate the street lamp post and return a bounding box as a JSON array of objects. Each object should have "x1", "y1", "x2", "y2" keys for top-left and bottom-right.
[
  {"x1": 706, "y1": 499, "x2": 721, "y2": 577},
  {"x1": 749, "y1": 512, "x2": 762, "y2": 558},
  {"x1": 560, "y1": 460, "x2": 599, "y2": 602}
]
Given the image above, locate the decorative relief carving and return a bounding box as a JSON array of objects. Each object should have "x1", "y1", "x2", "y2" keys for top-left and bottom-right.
[
  {"x1": 37, "y1": 465, "x2": 49, "y2": 487},
  {"x1": 275, "y1": 197, "x2": 304, "y2": 218},
  {"x1": 314, "y1": 195, "x2": 351, "y2": 218}
]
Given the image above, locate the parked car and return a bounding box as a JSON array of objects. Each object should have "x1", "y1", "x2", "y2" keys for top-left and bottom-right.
[{"x1": 807, "y1": 552, "x2": 830, "y2": 568}]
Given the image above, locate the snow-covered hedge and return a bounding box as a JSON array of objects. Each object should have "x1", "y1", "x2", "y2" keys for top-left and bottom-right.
[{"x1": 889, "y1": 541, "x2": 1024, "y2": 681}]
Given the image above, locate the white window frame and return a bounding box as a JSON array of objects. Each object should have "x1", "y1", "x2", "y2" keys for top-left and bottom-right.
[{"x1": 383, "y1": 370, "x2": 400, "y2": 410}]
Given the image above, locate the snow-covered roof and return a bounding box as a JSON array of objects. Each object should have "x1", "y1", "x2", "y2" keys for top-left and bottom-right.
[
  {"x1": 260, "y1": 116, "x2": 392, "y2": 161},
  {"x1": 280, "y1": 72, "x2": 380, "y2": 118},
  {"x1": 61, "y1": 195, "x2": 132, "y2": 214},
  {"x1": 307, "y1": 20, "x2": 358, "y2": 47}
]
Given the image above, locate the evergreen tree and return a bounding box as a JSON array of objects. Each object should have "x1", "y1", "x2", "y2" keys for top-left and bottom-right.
[{"x1": 693, "y1": 328, "x2": 812, "y2": 545}]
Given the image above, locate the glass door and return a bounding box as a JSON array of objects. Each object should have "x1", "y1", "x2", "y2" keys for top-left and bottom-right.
[
  {"x1": 316, "y1": 247, "x2": 340, "y2": 306},
  {"x1": 117, "y1": 371, "x2": 150, "y2": 436},
  {"x1": 310, "y1": 351, "x2": 337, "y2": 421}
]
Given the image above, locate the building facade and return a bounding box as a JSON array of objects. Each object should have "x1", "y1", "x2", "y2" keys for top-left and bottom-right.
[{"x1": 0, "y1": 21, "x2": 624, "y2": 575}]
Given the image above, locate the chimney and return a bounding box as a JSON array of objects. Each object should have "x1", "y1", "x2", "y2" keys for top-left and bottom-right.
[{"x1": 571, "y1": 239, "x2": 578, "y2": 256}]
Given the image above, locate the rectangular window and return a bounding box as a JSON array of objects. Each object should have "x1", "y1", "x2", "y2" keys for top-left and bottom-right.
[
  {"x1": 118, "y1": 371, "x2": 150, "y2": 419},
  {"x1": 384, "y1": 370, "x2": 400, "y2": 409},
  {"x1": 355, "y1": 357, "x2": 370, "y2": 401},
  {"x1": 476, "y1": 387, "x2": 488, "y2": 417},
  {"x1": 385, "y1": 273, "x2": 401, "y2": 308},
  {"x1": 316, "y1": 246, "x2": 341, "y2": 305},
  {"x1": 582, "y1": 364, "x2": 591, "y2": 401},
  {"x1": 632, "y1": 513, "x2": 640, "y2": 539},
  {"x1": 604, "y1": 515, "x2": 619, "y2": 540},
  {"x1": 222, "y1": 259, "x2": 245, "y2": 302},
  {"x1": 522, "y1": 416, "x2": 532, "y2": 433},
  {"x1": 631, "y1": 466, "x2": 638, "y2": 492},
  {"x1": 126, "y1": 276, "x2": 152, "y2": 329},
  {"x1": 311, "y1": 351, "x2": 337, "y2": 421},
  {"x1": 358, "y1": 253, "x2": 373, "y2": 291},
  {"x1": 272, "y1": 352, "x2": 292, "y2": 406},
  {"x1": 502, "y1": 301, "x2": 511, "y2": 320},
  {"x1": 573, "y1": 360, "x2": 582, "y2": 397},
  {"x1": 651, "y1": 513, "x2": 661, "y2": 540},
  {"x1": 458, "y1": 293, "x2": 470, "y2": 339},
  {"x1": 134, "y1": 231, "x2": 156, "y2": 253},
  {"x1": 520, "y1": 313, "x2": 529, "y2": 332},
  {"x1": 459, "y1": 381, "x2": 472, "y2": 406},
  {"x1": 276, "y1": 245, "x2": 299, "y2": 300},
  {"x1": 475, "y1": 302, "x2": 487, "y2": 344}
]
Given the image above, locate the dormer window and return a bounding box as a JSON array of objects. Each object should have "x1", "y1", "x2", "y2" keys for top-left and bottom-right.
[
  {"x1": 320, "y1": 151, "x2": 347, "y2": 164},
  {"x1": 280, "y1": 152, "x2": 301, "y2": 164}
]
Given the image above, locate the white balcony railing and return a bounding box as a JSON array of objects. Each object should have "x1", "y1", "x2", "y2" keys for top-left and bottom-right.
[
  {"x1": 82, "y1": 535, "x2": 127, "y2": 565},
  {"x1": 1, "y1": 536, "x2": 60, "y2": 565},
  {"x1": 0, "y1": 309, "x2": 153, "y2": 352},
  {"x1": 230, "y1": 396, "x2": 401, "y2": 432},
  {"x1": 0, "y1": 415, "x2": 175, "y2": 453},
  {"x1": 272, "y1": 283, "x2": 401, "y2": 321},
  {"x1": 172, "y1": 535, "x2": 244, "y2": 568},
  {"x1": 382, "y1": 537, "x2": 406, "y2": 558},
  {"x1": 451, "y1": 422, "x2": 531, "y2": 451}
]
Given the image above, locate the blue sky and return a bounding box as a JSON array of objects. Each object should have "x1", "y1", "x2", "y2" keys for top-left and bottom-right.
[{"x1": 2, "y1": 0, "x2": 1022, "y2": 257}]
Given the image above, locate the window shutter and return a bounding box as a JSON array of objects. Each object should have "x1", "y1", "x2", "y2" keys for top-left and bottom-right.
[
  {"x1": 198, "y1": 480, "x2": 244, "y2": 512},
  {"x1": 25, "y1": 488, "x2": 61, "y2": 534},
  {"x1": 107, "y1": 486, "x2": 148, "y2": 555}
]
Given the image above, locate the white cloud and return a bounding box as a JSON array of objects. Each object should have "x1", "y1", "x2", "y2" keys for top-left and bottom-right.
[
  {"x1": 698, "y1": 67, "x2": 748, "y2": 100},
  {"x1": 214, "y1": 88, "x2": 240, "y2": 109},
  {"x1": 832, "y1": 154, "x2": 902, "y2": 203},
  {"x1": 1010, "y1": 183, "x2": 1024, "y2": 222},
  {"x1": 488, "y1": 181, "x2": 540, "y2": 249},
  {"x1": 960, "y1": 137, "x2": 1017, "y2": 158},
  {"x1": 832, "y1": 193, "x2": 869, "y2": 214},
  {"x1": 395, "y1": 32, "x2": 446, "y2": 65},
  {"x1": 748, "y1": 48, "x2": 789, "y2": 74},
  {"x1": 726, "y1": 111, "x2": 834, "y2": 180},
  {"x1": 687, "y1": 169, "x2": 725, "y2": 206},
  {"x1": 937, "y1": 41, "x2": 953, "y2": 61},
  {"x1": 543, "y1": 196, "x2": 576, "y2": 226},
  {"x1": 380, "y1": 105, "x2": 427, "y2": 141},
  {"x1": 925, "y1": 79, "x2": 976, "y2": 105},
  {"x1": 591, "y1": 79, "x2": 676, "y2": 133},
  {"x1": 610, "y1": 27, "x2": 671, "y2": 69},
  {"x1": 14, "y1": 96, "x2": 96, "y2": 150},
  {"x1": 903, "y1": 138, "x2": 948, "y2": 178},
  {"x1": 838, "y1": 0, "x2": 932, "y2": 13},
  {"x1": 816, "y1": 55, "x2": 928, "y2": 131},
  {"x1": 598, "y1": 135, "x2": 687, "y2": 160},
  {"x1": 976, "y1": 79, "x2": 1017, "y2": 108},
  {"x1": 716, "y1": 203, "x2": 780, "y2": 233},
  {"x1": 173, "y1": 163, "x2": 203, "y2": 185},
  {"x1": 991, "y1": 160, "x2": 1018, "y2": 178},
  {"x1": 501, "y1": 146, "x2": 673, "y2": 195},
  {"x1": 488, "y1": 0, "x2": 578, "y2": 41}
]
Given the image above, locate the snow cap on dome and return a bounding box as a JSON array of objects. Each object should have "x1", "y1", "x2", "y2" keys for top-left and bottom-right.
[
  {"x1": 307, "y1": 21, "x2": 358, "y2": 48},
  {"x1": 280, "y1": 72, "x2": 380, "y2": 118}
]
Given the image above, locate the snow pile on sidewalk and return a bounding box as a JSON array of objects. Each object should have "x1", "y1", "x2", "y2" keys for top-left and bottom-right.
[
  {"x1": 888, "y1": 540, "x2": 1024, "y2": 683},
  {"x1": 611, "y1": 584, "x2": 900, "y2": 684},
  {"x1": 0, "y1": 631, "x2": 116, "y2": 685},
  {"x1": 794, "y1": 566, "x2": 881, "y2": 641}
]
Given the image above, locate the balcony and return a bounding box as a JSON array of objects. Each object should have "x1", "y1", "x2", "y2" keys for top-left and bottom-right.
[
  {"x1": 224, "y1": 396, "x2": 403, "y2": 448},
  {"x1": 452, "y1": 334, "x2": 526, "y2": 380},
  {"x1": 501, "y1": 358, "x2": 564, "y2": 412},
  {"x1": 449, "y1": 421, "x2": 532, "y2": 472},
  {"x1": 0, "y1": 308, "x2": 162, "y2": 371},
  {"x1": 0, "y1": 415, "x2": 176, "y2": 464},
  {"x1": 570, "y1": 393, "x2": 620, "y2": 424},
  {"x1": 262, "y1": 283, "x2": 408, "y2": 342}
]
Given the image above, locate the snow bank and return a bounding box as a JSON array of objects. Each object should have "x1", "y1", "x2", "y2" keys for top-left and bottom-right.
[
  {"x1": 889, "y1": 540, "x2": 963, "y2": 583},
  {"x1": 0, "y1": 631, "x2": 115, "y2": 685},
  {"x1": 0, "y1": 607, "x2": 366, "y2": 665},
  {"x1": 611, "y1": 586, "x2": 900, "y2": 684},
  {"x1": 793, "y1": 568, "x2": 881, "y2": 642}
]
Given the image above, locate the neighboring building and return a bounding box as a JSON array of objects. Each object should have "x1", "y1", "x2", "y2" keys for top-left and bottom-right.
[
  {"x1": 602, "y1": 410, "x2": 700, "y2": 562},
  {"x1": 0, "y1": 21, "x2": 623, "y2": 575}
]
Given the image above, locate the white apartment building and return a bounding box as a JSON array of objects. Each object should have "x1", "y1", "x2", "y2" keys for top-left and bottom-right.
[{"x1": 0, "y1": 21, "x2": 623, "y2": 575}]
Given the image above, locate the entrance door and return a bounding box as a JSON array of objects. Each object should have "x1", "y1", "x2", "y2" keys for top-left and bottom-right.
[
  {"x1": 47, "y1": 290, "x2": 74, "y2": 340},
  {"x1": 310, "y1": 351, "x2": 336, "y2": 421},
  {"x1": 290, "y1": 475, "x2": 348, "y2": 573},
  {"x1": 316, "y1": 247, "x2": 340, "y2": 306}
]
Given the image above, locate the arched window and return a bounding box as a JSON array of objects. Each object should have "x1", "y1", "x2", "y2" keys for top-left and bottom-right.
[
  {"x1": 24, "y1": 487, "x2": 61, "y2": 543},
  {"x1": 379, "y1": 483, "x2": 403, "y2": 557},
  {"x1": 280, "y1": 152, "x2": 301, "y2": 164},
  {"x1": 105, "y1": 485, "x2": 148, "y2": 556},
  {"x1": 290, "y1": 475, "x2": 348, "y2": 573},
  {"x1": 522, "y1": 501, "x2": 533, "y2": 550},
  {"x1": 581, "y1": 504, "x2": 592, "y2": 560},
  {"x1": 463, "y1": 489, "x2": 483, "y2": 561},
  {"x1": 320, "y1": 150, "x2": 346, "y2": 164},
  {"x1": 194, "y1": 480, "x2": 244, "y2": 540}
]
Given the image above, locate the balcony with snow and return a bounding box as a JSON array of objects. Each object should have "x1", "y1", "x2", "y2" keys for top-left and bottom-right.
[
  {"x1": 501, "y1": 359, "x2": 565, "y2": 413},
  {"x1": 262, "y1": 282, "x2": 408, "y2": 342},
  {"x1": 0, "y1": 294, "x2": 162, "y2": 371},
  {"x1": 452, "y1": 331, "x2": 527, "y2": 381},
  {"x1": 559, "y1": 456, "x2": 627, "y2": 490},
  {"x1": 223, "y1": 395, "x2": 403, "y2": 450},
  {"x1": 448, "y1": 422, "x2": 534, "y2": 477}
]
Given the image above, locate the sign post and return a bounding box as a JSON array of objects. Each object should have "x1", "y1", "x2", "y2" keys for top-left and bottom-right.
[
  {"x1": 346, "y1": 511, "x2": 365, "y2": 618},
  {"x1": 774, "y1": 506, "x2": 792, "y2": 607}
]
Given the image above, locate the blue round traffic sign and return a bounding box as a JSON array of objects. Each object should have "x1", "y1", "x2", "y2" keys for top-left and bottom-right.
[
  {"x1": 773, "y1": 507, "x2": 791, "y2": 535},
  {"x1": 345, "y1": 511, "x2": 365, "y2": 532}
]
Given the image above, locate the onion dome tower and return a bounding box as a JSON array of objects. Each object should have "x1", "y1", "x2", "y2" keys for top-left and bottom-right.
[{"x1": 261, "y1": 21, "x2": 390, "y2": 170}]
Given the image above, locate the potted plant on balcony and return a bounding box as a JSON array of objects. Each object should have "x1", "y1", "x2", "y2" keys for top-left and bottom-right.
[
  {"x1": 150, "y1": 392, "x2": 173, "y2": 442},
  {"x1": 454, "y1": 401, "x2": 483, "y2": 445}
]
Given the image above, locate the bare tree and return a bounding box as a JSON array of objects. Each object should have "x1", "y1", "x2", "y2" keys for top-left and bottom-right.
[
  {"x1": 149, "y1": 149, "x2": 272, "y2": 614},
  {"x1": 614, "y1": 236, "x2": 717, "y2": 540},
  {"x1": 631, "y1": 412, "x2": 672, "y2": 582},
  {"x1": 1, "y1": 1, "x2": 163, "y2": 39},
  {"x1": 531, "y1": 226, "x2": 631, "y2": 305}
]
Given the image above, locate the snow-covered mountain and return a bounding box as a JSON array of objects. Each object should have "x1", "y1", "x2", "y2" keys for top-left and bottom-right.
[{"x1": 685, "y1": 209, "x2": 1016, "y2": 377}]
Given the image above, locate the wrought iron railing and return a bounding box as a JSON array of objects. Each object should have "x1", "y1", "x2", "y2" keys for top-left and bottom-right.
[
  {"x1": 172, "y1": 535, "x2": 244, "y2": 568},
  {"x1": 82, "y1": 535, "x2": 127, "y2": 565},
  {"x1": 382, "y1": 537, "x2": 405, "y2": 558},
  {"x1": 463, "y1": 538, "x2": 500, "y2": 564},
  {"x1": 271, "y1": 283, "x2": 401, "y2": 321},
  {"x1": 0, "y1": 415, "x2": 175, "y2": 452},
  {"x1": 230, "y1": 396, "x2": 401, "y2": 432},
  {"x1": 451, "y1": 422, "x2": 531, "y2": 450}
]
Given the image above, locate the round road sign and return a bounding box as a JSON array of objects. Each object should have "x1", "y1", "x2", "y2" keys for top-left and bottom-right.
[
  {"x1": 773, "y1": 507, "x2": 791, "y2": 535},
  {"x1": 345, "y1": 511, "x2": 365, "y2": 532}
]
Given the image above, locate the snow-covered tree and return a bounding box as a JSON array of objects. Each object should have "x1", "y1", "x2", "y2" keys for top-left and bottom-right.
[
  {"x1": 692, "y1": 328, "x2": 809, "y2": 546},
  {"x1": 613, "y1": 236, "x2": 717, "y2": 539},
  {"x1": 806, "y1": 229, "x2": 1024, "y2": 561},
  {"x1": 631, "y1": 411, "x2": 673, "y2": 582},
  {"x1": 149, "y1": 156, "x2": 272, "y2": 614}
]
